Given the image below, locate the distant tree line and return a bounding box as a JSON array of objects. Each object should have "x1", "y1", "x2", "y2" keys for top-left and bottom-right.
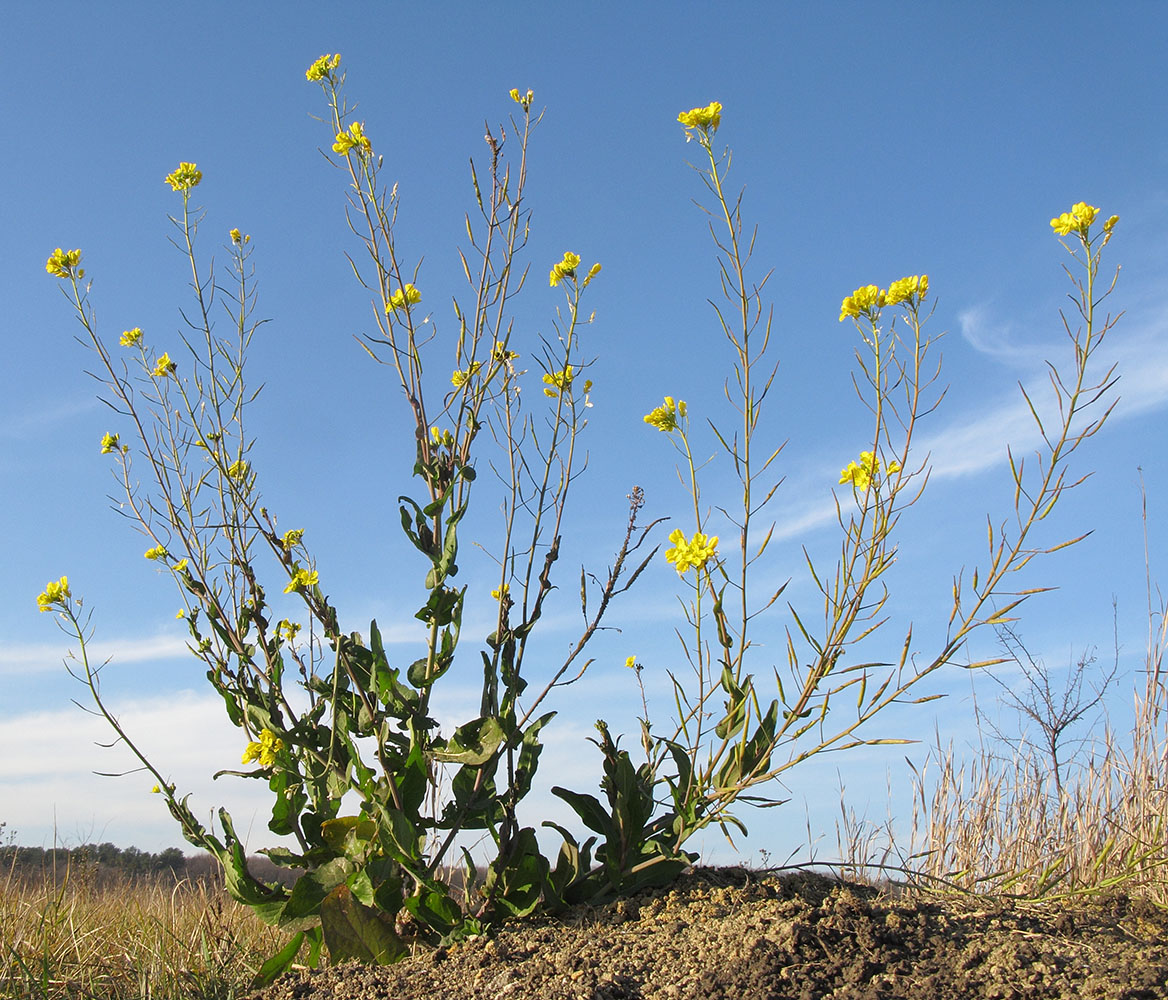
[
  {"x1": 1, "y1": 841, "x2": 188, "y2": 879},
  {"x1": 0, "y1": 833, "x2": 302, "y2": 888}
]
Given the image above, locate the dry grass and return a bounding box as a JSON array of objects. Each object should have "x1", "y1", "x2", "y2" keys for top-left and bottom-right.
[
  {"x1": 0, "y1": 863, "x2": 290, "y2": 1000},
  {"x1": 908, "y1": 586, "x2": 1168, "y2": 904}
]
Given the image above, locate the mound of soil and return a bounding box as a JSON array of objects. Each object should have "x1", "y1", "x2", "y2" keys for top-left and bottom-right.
[{"x1": 248, "y1": 867, "x2": 1168, "y2": 1000}]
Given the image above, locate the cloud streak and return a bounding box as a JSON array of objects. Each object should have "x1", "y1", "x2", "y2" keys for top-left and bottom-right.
[{"x1": 770, "y1": 310, "x2": 1168, "y2": 543}]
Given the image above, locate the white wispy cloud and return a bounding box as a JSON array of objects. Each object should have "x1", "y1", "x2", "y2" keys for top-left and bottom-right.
[
  {"x1": 0, "y1": 632, "x2": 192, "y2": 675},
  {"x1": 770, "y1": 309, "x2": 1168, "y2": 543}
]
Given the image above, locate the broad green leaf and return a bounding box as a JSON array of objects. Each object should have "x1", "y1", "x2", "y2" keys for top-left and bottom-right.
[
  {"x1": 320, "y1": 885, "x2": 407, "y2": 965},
  {"x1": 432, "y1": 715, "x2": 506, "y2": 765}
]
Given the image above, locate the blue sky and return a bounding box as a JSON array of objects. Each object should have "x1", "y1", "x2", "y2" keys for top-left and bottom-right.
[{"x1": 3, "y1": 3, "x2": 1166, "y2": 864}]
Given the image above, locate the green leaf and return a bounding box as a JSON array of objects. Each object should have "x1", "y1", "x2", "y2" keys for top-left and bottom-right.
[
  {"x1": 402, "y1": 886, "x2": 462, "y2": 937},
  {"x1": 321, "y1": 816, "x2": 378, "y2": 857},
  {"x1": 513, "y1": 712, "x2": 555, "y2": 801},
  {"x1": 551, "y1": 787, "x2": 613, "y2": 839},
  {"x1": 398, "y1": 496, "x2": 434, "y2": 557},
  {"x1": 320, "y1": 884, "x2": 408, "y2": 965},
  {"x1": 267, "y1": 767, "x2": 307, "y2": 837},
  {"x1": 251, "y1": 932, "x2": 304, "y2": 990},
  {"x1": 216, "y1": 809, "x2": 288, "y2": 914},
  {"x1": 432, "y1": 715, "x2": 506, "y2": 765},
  {"x1": 280, "y1": 857, "x2": 355, "y2": 928},
  {"x1": 714, "y1": 666, "x2": 748, "y2": 741},
  {"x1": 439, "y1": 758, "x2": 502, "y2": 830},
  {"x1": 486, "y1": 827, "x2": 549, "y2": 919},
  {"x1": 394, "y1": 744, "x2": 430, "y2": 816},
  {"x1": 542, "y1": 821, "x2": 597, "y2": 907}
]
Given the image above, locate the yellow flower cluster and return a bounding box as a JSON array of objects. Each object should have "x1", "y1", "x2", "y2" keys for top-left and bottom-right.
[
  {"x1": 643, "y1": 396, "x2": 686, "y2": 433},
  {"x1": 885, "y1": 274, "x2": 928, "y2": 306},
  {"x1": 284, "y1": 565, "x2": 319, "y2": 593},
  {"x1": 509, "y1": 87, "x2": 534, "y2": 110},
  {"x1": 677, "y1": 101, "x2": 722, "y2": 133},
  {"x1": 227, "y1": 460, "x2": 249, "y2": 481},
  {"x1": 45, "y1": 248, "x2": 83, "y2": 279},
  {"x1": 492, "y1": 341, "x2": 519, "y2": 362},
  {"x1": 278, "y1": 619, "x2": 301, "y2": 643},
  {"x1": 281, "y1": 528, "x2": 305, "y2": 550},
  {"x1": 451, "y1": 361, "x2": 483, "y2": 387},
  {"x1": 387, "y1": 283, "x2": 421, "y2": 313},
  {"x1": 839, "y1": 451, "x2": 900, "y2": 491},
  {"x1": 164, "y1": 162, "x2": 202, "y2": 193},
  {"x1": 241, "y1": 728, "x2": 284, "y2": 768},
  {"x1": 151, "y1": 353, "x2": 175, "y2": 378},
  {"x1": 305, "y1": 53, "x2": 341, "y2": 82},
  {"x1": 229, "y1": 228, "x2": 250, "y2": 245},
  {"x1": 119, "y1": 327, "x2": 144, "y2": 347},
  {"x1": 839, "y1": 285, "x2": 884, "y2": 321},
  {"x1": 549, "y1": 251, "x2": 581, "y2": 287},
  {"x1": 430, "y1": 426, "x2": 454, "y2": 448},
  {"x1": 333, "y1": 121, "x2": 372, "y2": 157},
  {"x1": 839, "y1": 275, "x2": 928, "y2": 321},
  {"x1": 1049, "y1": 201, "x2": 1118, "y2": 238},
  {"x1": 36, "y1": 576, "x2": 70, "y2": 612},
  {"x1": 144, "y1": 544, "x2": 168, "y2": 561},
  {"x1": 491, "y1": 582, "x2": 510, "y2": 600},
  {"x1": 542, "y1": 365, "x2": 574, "y2": 397},
  {"x1": 100, "y1": 432, "x2": 121, "y2": 455},
  {"x1": 665, "y1": 528, "x2": 719, "y2": 575}
]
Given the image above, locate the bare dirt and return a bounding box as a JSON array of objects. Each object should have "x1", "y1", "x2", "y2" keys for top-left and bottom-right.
[{"x1": 247, "y1": 866, "x2": 1168, "y2": 1000}]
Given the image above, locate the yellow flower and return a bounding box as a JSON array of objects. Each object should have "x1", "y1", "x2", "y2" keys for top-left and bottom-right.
[
  {"x1": 1103, "y1": 214, "x2": 1119, "y2": 233},
  {"x1": 387, "y1": 284, "x2": 421, "y2": 312},
  {"x1": 228, "y1": 228, "x2": 250, "y2": 245},
  {"x1": 491, "y1": 583, "x2": 510, "y2": 600},
  {"x1": 281, "y1": 528, "x2": 305, "y2": 550},
  {"x1": 241, "y1": 728, "x2": 284, "y2": 768},
  {"x1": 509, "y1": 87, "x2": 534, "y2": 109},
  {"x1": 173, "y1": 559, "x2": 189, "y2": 572},
  {"x1": 492, "y1": 341, "x2": 519, "y2": 362},
  {"x1": 333, "y1": 121, "x2": 372, "y2": 157},
  {"x1": 278, "y1": 619, "x2": 301, "y2": 642},
  {"x1": 1050, "y1": 201, "x2": 1101, "y2": 236},
  {"x1": 643, "y1": 396, "x2": 686, "y2": 433},
  {"x1": 284, "y1": 566, "x2": 319, "y2": 593},
  {"x1": 542, "y1": 365, "x2": 574, "y2": 397},
  {"x1": 164, "y1": 162, "x2": 202, "y2": 192},
  {"x1": 451, "y1": 361, "x2": 483, "y2": 387},
  {"x1": 625, "y1": 655, "x2": 638, "y2": 670},
  {"x1": 45, "y1": 248, "x2": 83, "y2": 279},
  {"x1": 549, "y1": 251, "x2": 581, "y2": 287},
  {"x1": 36, "y1": 576, "x2": 70, "y2": 612},
  {"x1": 305, "y1": 53, "x2": 341, "y2": 82},
  {"x1": 838, "y1": 284, "x2": 886, "y2": 322},
  {"x1": 677, "y1": 101, "x2": 722, "y2": 133},
  {"x1": 151, "y1": 353, "x2": 175, "y2": 378},
  {"x1": 839, "y1": 451, "x2": 900, "y2": 491},
  {"x1": 885, "y1": 275, "x2": 929, "y2": 307},
  {"x1": 151, "y1": 784, "x2": 161, "y2": 793},
  {"x1": 430, "y1": 426, "x2": 454, "y2": 448},
  {"x1": 144, "y1": 545, "x2": 168, "y2": 561},
  {"x1": 176, "y1": 609, "x2": 185, "y2": 619},
  {"x1": 227, "y1": 459, "x2": 249, "y2": 481},
  {"x1": 100, "y1": 432, "x2": 120, "y2": 454},
  {"x1": 119, "y1": 327, "x2": 144, "y2": 347},
  {"x1": 583, "y1": 262, "x2": 602, "y2": 288},
  {"x1": 664, "y1": 528, "x2": 719, "y2": 575}
]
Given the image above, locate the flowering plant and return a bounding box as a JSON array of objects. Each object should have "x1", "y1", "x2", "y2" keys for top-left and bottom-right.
[{"x1": 40, "y1": 56, "x2": 1121, "y2": 980}]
